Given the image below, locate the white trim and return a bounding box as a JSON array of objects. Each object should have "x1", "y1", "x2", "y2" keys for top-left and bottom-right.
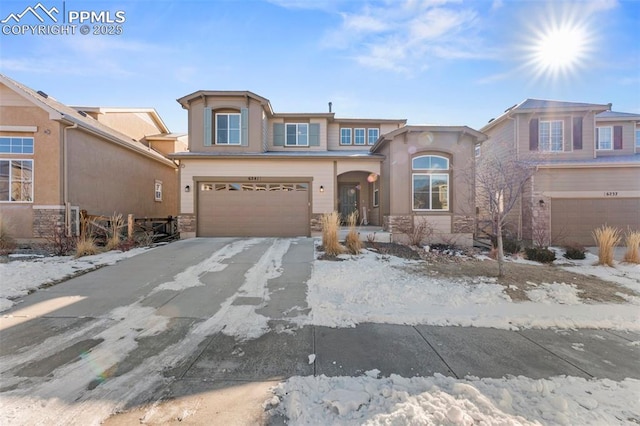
[
  {"x1": 32, "y1": 205, "x2": 66, "y2": 209},
  {"x1": 214, "y1": 112, "x2": 242, "y2": 145},
  {"x1": 340, "y1": 128, "x2": 352, "y2": 145},
  {"x1": 539, "y1": 120, "x2": 564, "y2": 152},
  {"x1": 285, "y1": 123, "x2": 310, "y2": 147},
  {"x1": 354, "y1": 128, "x2": 366, "y2": 145},
  {"x1": 367, "y1": 128, "x2": 379, "y2": 145},
  {"x1": 0, "y1": 158, "x2": 33, "y2": 203},
  {"x1": 596, "y1": 126, "x2": 613, "y2": 151},
  {"x1": 0, "y1": 125, "x2": 38, "y2": 133}
]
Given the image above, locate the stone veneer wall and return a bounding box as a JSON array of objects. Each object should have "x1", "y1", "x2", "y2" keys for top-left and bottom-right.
[
  {"x1": 452, "y1": 215, "x2": 474, "y2": 234},
  {"x1": 178, "y1": 214, "x2": 196, "y2": 238},
  {"x1": 33, "y1": 207, "x2": 65, "y2": 238},
  {"x1": 310, "y1": 213, "x2": 323, "y2": 232}
]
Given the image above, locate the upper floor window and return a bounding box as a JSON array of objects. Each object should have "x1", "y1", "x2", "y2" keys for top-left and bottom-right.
[
  {"x1": 285, "y1": 123, "x2": 309, "y2": 146},
  {"x1": 216, "y1": 113, "x2": 241, "y2": 145},
  {"x1": 0, "y1": 137, "x2": 34, "y2": 154},
  {"x1": 539, "y1": 120, "x2": 563, "y2": 152},
  {"x1": 354, "y1": 128, "x2": 366, "y2": 145},
  {"x1": 412, "y1": 155, "x2": 449, "y2": 211},
  {"x1": 596, "y1": 127, "x2": 612, "y2": 150},
  {"x1": 636, "y1": 129, "x2": 640, "y2": 149},
  {"x1": 0, "y1": 159, "x2": 33, "y2": 202},
  {"x1": 368, "y1": 128, "x2": 379, "y2": 145},
  {"x1": 340, "y1": 128, "x2": 352, "y2": 145},
  {"x1": 475, "y1": 144, "x2": 481, "y2": 157}
]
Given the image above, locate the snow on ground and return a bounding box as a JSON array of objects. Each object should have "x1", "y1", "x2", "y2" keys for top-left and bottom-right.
[
  {"x1": 0, "y1": 247, "x2": 153, "y2": 312},
  {"x1": 304, "y1": 249, "x2": 640, "y2": 331},
  {"x1": 269, "y1": 372, "x2": 640, "y2": 425},
  {"x1": 557, "y1": 251, "x2": 640, "y2": 294}
]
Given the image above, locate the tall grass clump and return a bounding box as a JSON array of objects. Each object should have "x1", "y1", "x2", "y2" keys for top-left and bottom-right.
[
  {"x1": 623, "y1": 229, "x2": 640, "y2": 264},
  {"x1": 344, "y1": 211, "x2": 362, "y2": 255},
  {"x1": 75, "y1": 236, "x2": 99, "y2": 258},
  {"x1": 592, "y1": 225, "x2": 621, "y2": 267},
  {"x1": 105, "y1": 213, "x2": 125, "y2": 251},
  {"x1": 321, "y1": 211, "x2": 343, "y2": 256}
]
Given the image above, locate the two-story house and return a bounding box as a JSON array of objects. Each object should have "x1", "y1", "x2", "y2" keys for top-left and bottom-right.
[
  {"x1": 0, "y1": 74, "x2": 179, "y2": 241},
  {"x1": 172, "y1": 90, "x2": 486, "y2": 245},
  {"x1": 479, "y1": 99, "x2": 640, "y2": 246}
]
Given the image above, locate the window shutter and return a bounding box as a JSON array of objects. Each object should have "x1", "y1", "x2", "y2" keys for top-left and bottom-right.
[
  {"x1": 572, "y1": 117, "x2": 583, "y2": 150},
  {"x1": 529, "y1": 118, "x2": 539, "y2": 151},
  {"x1": 203, "y1": 107, "x2": 212, "y2": 146},
  {"x1": 273, "y1": 123, "x2": 285, "y2": 146},
  {"x1": 240, "y1": 108, "x2": 249, "y2": 146},
  {"x1": 309, "y1": 123, "x2": 320, "y2": 146},
  {"x1": 613, "y1": 125, "x2": 623, "y2": 150}
]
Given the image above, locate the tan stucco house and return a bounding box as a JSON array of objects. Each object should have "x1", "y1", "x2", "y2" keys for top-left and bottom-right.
[
  {"x1": 479, "y1": 99, "x2": 640, "y2": 246},
  {"x1": 172, "y1": 90, "x2": 486, "y2": 245},
  {"x1": 0, "y1": 74, "x2": 180, "y2": 241}
]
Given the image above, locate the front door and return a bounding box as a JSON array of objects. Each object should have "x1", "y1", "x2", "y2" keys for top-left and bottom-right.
[{"x1": 339, "y1": 184, "x2": 359, "y2": 221}]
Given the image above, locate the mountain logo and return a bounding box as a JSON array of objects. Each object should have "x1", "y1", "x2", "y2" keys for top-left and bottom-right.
[{"x1": 1, "y1": 3, "x2": 59, "y2": 24}]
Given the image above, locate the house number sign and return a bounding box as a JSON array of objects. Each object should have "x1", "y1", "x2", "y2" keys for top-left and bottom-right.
[
  {"x1": 604, "y1": 192, "x2": 618, "y2": 197},
  {"x1": 248, "y1": 177, "x2": 261, "y2": 181}
]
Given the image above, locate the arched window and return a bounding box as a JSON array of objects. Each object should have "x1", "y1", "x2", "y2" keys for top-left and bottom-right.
[{"x1": 412, "y1": 155, "x2": 449, "y2": 211}]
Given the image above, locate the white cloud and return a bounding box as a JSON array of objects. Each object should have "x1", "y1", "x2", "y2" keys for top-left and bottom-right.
[{"x1": 321, "y1": 0, "x2": 489, "y2": 73}]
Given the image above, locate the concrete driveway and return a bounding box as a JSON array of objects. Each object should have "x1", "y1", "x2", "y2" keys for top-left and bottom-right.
[{"x1": 1, "y1": 237, "x2": 638, "y2": 425}]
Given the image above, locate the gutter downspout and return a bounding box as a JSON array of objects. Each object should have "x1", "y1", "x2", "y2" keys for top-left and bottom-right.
[
  {"x1": 506, "y1": 113, "x2": 523, "y2": 241},
  {"x1": 63, "y1": 122, "x2": 78, "y2": 236}
]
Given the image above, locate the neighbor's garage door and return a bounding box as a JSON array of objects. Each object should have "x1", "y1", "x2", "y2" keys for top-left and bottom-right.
[
  {"x1": 551, "y1": 198, "x2": 640, "y2": 246},
  {"x1": 197, "y1": 182, "x2": 310, "y2": 237}
]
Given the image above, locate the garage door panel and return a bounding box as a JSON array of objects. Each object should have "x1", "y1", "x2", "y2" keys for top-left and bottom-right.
[
  {"x1": 198, "y1": 181, "x2": 310, "y2": 237},
  {"x1": 551, "y1": 198, "x2": 640, "y2": 246}
]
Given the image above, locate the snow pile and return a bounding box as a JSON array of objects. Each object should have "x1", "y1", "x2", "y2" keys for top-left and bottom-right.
[
  {"x1": 0, "y1": 247, "x2": 152, "y2": 312},
  {"x1": 269, "y1": 373, "x2": 640, "y2": 425},
  {"x1": 305, "y1": 249, "x2": 640, "y2": 330},
  {"x1": 559, "y1": 252, "x2": 640, "y2": 294}
]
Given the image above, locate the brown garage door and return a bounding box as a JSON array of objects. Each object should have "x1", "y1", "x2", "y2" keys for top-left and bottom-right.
[
  {"x1": 551, "y1": 198, "x2": 640, "y2": 246},
  {"x1": 197, "y1": 182, "x2": 310, "y2": 237}
]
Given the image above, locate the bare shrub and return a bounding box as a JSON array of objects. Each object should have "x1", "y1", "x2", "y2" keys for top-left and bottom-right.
[
  {"x1": 344, "y1": 211, "x2": 362, "y2": 255},
  {"x1": 396, "y1": 217, "x2": 434, "y2": 247},
  {"x1": 0, "y1": 215, "x2": 17, "y2": 255},
  {"x1": 623, "y1": 229, "x2": 640, "y2": 264},
  {"x1": 321, "y1": 211, "x2": 343, "y2": 256},
  {"x1": 44, "y1": 222, "x2": 76, "y2": 256},
  {"x1": 592, "y1": 225, "x2": 621, "y2": 267}
]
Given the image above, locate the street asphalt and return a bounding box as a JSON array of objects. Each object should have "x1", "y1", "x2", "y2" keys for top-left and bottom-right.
[{"x1": 0, "y1": 237, "x2": 638, "y2": 425}]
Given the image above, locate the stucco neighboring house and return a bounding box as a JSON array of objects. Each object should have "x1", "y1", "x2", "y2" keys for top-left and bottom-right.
[
  {"x1": 0, "y1": 74, "x2": 179, "y2": 241},
  {"x1": 171, "y1": 90, "x2": 486, "y2": 245},
  {"x1": 479, "y1": 99, "x2": 640, "y2": 246}
]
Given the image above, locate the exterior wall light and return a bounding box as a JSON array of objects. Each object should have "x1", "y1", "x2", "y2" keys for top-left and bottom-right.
[
  {"x1": 319, "y1": 185, "x2": 324, "y2": 193},
  {"x1": 539, "y1": 199, "x2": 545, "y2": 207},
  {"x1": 185, "y1": 185, "x2": 191, "y2": 193}
]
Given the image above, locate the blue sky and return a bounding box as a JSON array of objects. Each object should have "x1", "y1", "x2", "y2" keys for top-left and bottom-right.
[{"x1": 0, "y1": 0, "x2": 638, "y2": 134}]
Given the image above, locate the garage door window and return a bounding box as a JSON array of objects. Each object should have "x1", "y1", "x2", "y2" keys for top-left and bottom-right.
[{"x1": 207, "y1": 183, "x2": 309, "y2": 192}]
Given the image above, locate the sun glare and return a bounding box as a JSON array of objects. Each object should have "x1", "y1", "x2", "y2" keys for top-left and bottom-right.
[{"x1": 520, "y1": 5, "x2": 595, "y2": 82}]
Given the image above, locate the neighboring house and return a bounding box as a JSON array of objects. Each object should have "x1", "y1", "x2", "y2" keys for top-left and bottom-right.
[
  {"x1": 172, "y1": 90, "x2": 486, "y2": 245},
  {"x1": 0, "y1": 74, "x2": 179, "y2": 241},
  {"x1": 479, "y1": 99, "x2": 640, "y2": 246}
]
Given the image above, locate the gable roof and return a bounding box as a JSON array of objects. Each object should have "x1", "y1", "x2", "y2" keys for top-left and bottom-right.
[
  {"x1": 370, "y1": 125, "x2": 486, "y2": 153},
  {"x1": 482, "y1": 98, "x2": 611, "y2": 133},
  {"x1": 0, "y1": 74, "x2": 176, "y2": 167},
  {"x1": 71, "y1": 106, "x2": 171, "y2": 134},
  {"x1": 177, "y1": 90, "x2": 275, "y2": 116}
]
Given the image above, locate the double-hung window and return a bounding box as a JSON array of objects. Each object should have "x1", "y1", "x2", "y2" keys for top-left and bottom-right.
[
  {"x1": 285, "y1": 123, "x2": 309, "y2": 146},
  {"x1": 539, "y1": 120, "x2": 563, "y2": 152},
  {"x1": 636, "y1": 129, "x2": 640, "y2": 150},
  {"x1": 368, "y1": 128, "x2": 379, "y2": 145},
  {"x1": 354, "y1": 128, "x2": 366, "y2": 145},
  {"x1": 215, "y1": 113, "x2": 241, "y2": 145},
  {"x1": 340, "y1": 128, "x2": 352, "y2": 145},
  {"x1": 412, "y1": 155, "x2": 449, "y2": 211},
  {"x1": 0, "y1": 159, "x2": 33, "y2": 202},
  {"x1": 597, "y1": 127, "x2": 613, "y2": 150}
]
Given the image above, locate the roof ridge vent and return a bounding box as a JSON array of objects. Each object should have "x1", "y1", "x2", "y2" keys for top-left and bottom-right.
[{"x1": 36, "y1": 90, "x2": 48, "y2": 98}]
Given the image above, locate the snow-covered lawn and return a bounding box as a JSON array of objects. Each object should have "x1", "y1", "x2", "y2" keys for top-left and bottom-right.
[{"x1": 303, "y1": 248, "x2": 640, "y2": 331}]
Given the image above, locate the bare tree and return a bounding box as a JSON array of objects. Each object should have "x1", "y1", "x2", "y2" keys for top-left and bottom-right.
[{"x1": 476, "y1": 152, "x2": 536, "y2": 277}]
